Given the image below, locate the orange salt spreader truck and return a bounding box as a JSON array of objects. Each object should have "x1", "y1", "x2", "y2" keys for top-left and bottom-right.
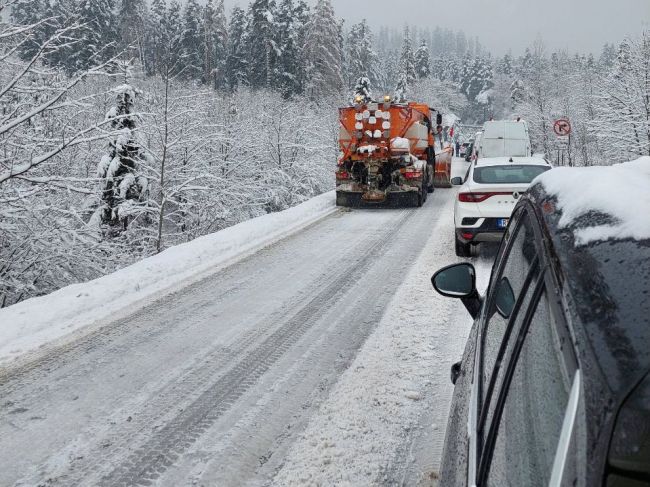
[{"x1": 336, "y1": 97, "x2": 452, "y2": 207}]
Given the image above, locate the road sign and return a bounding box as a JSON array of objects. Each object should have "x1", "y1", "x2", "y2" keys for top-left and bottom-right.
[{"x1": 553, "y1": 118, "x2": 572, "y2": 137}]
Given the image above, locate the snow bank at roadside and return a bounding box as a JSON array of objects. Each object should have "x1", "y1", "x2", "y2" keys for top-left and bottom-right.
[
  {"x1": 536, "y1": 157, "x2": 650, "y2": 245},
  {"x1": 271, "y1": 195, "x2": 473, "y2": 486},
  {"x1": 0, "y1": 191, "x2": 336, "y2": 365}
]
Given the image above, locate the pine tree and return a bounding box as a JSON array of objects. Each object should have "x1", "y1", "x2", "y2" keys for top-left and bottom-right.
[
  {"x1": 292, "y1": 1, "x2": 311, "y2": 94},
  {"x1": 353, "y1": 76, "x2": 372, "y2": 103},
  {"x1": 202, "y1": 0, "x2": 228, "y2": 89},
  {"x1": 180, "y1": 0, "x2": 204, "y2": 80},
  {"x1": 117, "y1": 0, "x2": 148, "y2": 64},
  {"x1": 455, "y1": 31, "x2": 468, "y2": 56},
  {"x1": 394, "y1": 72, "x2": 408, "y2": 103},
  {"x1": 246, "y1": 0, "x2": 278, "y2": 89},
  {"x1": 10, "y1": 0, "x2": 48, "y2": 61},
  {"x1": 146, "y1": 0, "x2": 167, "y2": 76},
  {"x1": 96, "y1": 82, "x2": 149, "y2": 230},
  {"x1": 303, "y1": 0, "x2": 344, "y2": 99},
  {"x1": 274, "y1": 0, "x2": 305, "y2": 97},
  {"x1": 345, "y1": 19, "x2": 379, "y2": 89},
  {"x1": 497, "y1": 53, "x2": 514, "y2": 76},
  {"x1": 399, "y1": 25, "x2": 416, "y2": 85},
  {"x1": 226, "y1": 6, "x2": 249, "y2": 90},
  {"x1": 69, "y1": 0, "x2": 118, "y2": 72},
  {"x1": 377, "y1": 49, "x2": 399, "y2": 93},
  {"x1": 600, "y1": 43, "x2": 618, "y2": 68},
  {"x1": 414, "y1": 41, "x2": 431, "y2": 79}
]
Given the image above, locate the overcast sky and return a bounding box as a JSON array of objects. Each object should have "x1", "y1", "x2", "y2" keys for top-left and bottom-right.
[{"x1": 223, "y1": 0, "x2": 649, "y2": 55}]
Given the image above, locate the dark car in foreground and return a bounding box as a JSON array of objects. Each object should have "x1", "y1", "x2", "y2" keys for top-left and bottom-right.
[{"x1": 431, "y1": 159, "x2": 650, "y2": 486}]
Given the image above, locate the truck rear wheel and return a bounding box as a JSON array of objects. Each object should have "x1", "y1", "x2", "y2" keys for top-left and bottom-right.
[
  {"x1": 417, "y1": 180, "x2": 427, "y2": 207},
  {"x1": 427, "y1": 165, "x2": 435, "y2": 193}
]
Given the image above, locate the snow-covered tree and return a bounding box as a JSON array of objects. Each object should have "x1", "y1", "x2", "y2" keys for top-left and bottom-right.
[
  {"x1": 377, "y1": 48, "x2": 400, "y2": 94},
  {"x1": 274, "y1": 0, "x2": 306, "y2": 97},
  {"x1": 399, "y1": 25, "x2": 417, "y2": 85},
  {"x1": 117, "y1": 0, "x2": 148, "y2": 64},
  {"x1": 96, "y1": 81, "x2": 149, "y2": 230},
  {"x1": 226, "y1": 6, "x2": 248, "y2": 90},
  {"x1": 414, "y1": 40, "x2": 431, "y2": 79},
  {"x1": 394, "y1": 73, "x2": 408, "y2": 103},
  {"x1": 146, "y1": 0, "x2": 167, "y2": 76},
  {"x1": 10, "y1": 0, "x2": 49, "y2": 60},
  {"x1": 203, "y1": 0, "x2": 228, "y2": 89},
  {"x1": 455, "y1": 31, "x2": 468, "y2": 57},
  {"x1": 595, "y1": 33, "x2": 650, "y2": 160},
  {"x1": 179, "y1": 0, "x2": 204, "y2": 80},
  {"x1": 353, "y1": 76, "x2": 372, "y2": 103},
  {"x1": 68, "y1": 0, "x2": 118, "y2": 73},
  {"x1": 345, "y1": 19, "x2": 379, "y2": 89},
  {"x1": 246, "y1": 0, "x2": 278, "y2": 89},
  {"x1": 303, "y1": 0, "x2": 344, "y2": 99}
]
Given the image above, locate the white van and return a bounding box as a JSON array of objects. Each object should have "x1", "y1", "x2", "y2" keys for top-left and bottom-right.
[{"x1": 479, "y1": 120, "x2": 531, "y2": 158}]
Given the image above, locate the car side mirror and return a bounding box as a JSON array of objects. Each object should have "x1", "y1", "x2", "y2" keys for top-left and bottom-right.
[
  {"x1": 450, "y1": 177, "x2": 463, "y2": 186},
  {"x1": 431, "y1": 263, "x2": 482, "y2": 319},
  {"x1": 451, "y1": 361, "x2": 462, "y2": 385},
  {"x1": 495, "y1": 277, "x2": 516, "y2": 319}
]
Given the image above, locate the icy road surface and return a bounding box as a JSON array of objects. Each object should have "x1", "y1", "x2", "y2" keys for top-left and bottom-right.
[{"x1": 0, "y1": 159, "x2": 494, "y2": 486}]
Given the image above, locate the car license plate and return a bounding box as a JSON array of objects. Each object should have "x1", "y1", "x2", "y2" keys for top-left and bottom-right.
[{"x1": 497, "y1": 218, "x2": 509, "y2": 229}]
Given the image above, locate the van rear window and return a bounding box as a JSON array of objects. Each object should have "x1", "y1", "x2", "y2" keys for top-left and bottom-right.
[{"x1": 473, "y1": 165, "x2": 550, "y2": 184}]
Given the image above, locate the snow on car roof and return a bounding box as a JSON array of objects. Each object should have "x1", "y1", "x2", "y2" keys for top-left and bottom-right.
[
  {"x1": 476, "y1": 156, "x2": 550, "y2": 166},
  {"x1": 534, "y1": 156, "x2": 650, "y2": 245}
]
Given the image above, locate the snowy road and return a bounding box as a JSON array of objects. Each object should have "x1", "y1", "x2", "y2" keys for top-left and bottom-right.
[{"x1": 0, "y1": 159, "x2": 494, "y2": 486}]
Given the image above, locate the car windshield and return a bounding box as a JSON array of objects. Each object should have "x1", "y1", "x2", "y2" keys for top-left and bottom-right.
[{"x1": 473, "y1": 165, "x2": 550, "y2": 184}]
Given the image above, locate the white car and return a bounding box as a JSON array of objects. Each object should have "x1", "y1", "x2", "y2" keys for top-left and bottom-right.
[{"x1": 451, "y1": 156, "x2": 552, "y2": 256}]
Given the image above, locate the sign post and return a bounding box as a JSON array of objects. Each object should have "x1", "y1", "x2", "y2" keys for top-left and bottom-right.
[{"x1": 553, "y1": 118, "x2": 572, "y2": 166}]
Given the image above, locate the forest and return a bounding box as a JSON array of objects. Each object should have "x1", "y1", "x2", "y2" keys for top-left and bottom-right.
[{"x1": 1, "y1": 0, "x2": 649, "y2": 307}]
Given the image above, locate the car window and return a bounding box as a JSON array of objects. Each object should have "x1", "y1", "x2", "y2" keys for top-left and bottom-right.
[
  {"x1": 480, "y1": 211, "x2": 538, "y2": 408},
  {"x1": 473, "y1": 165, "x2": 550, "y2": 184},
  {"x1": 480, "y1": 264, "x2": 540, "y2": 451},
  {"x1": 484, "y1": 290, "x2": 575, "y2": 487}
]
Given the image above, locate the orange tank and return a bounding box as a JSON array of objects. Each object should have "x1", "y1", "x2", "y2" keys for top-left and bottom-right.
[{"x1": 338, "y1": 101, "x2": 435, "y2": 165}]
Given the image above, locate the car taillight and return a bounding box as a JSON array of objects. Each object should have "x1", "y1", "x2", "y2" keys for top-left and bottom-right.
[
  {"x1": 403, "y1": 171, "x2": 423, "y2": 180},
  {"x1": 458, "y1": 192, "x2": 511, "y2": 203},
  {"x1": 336, "y1": 171, "x2": 350, "y2": 180}
]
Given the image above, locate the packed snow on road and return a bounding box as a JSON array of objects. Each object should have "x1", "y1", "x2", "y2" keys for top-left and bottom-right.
[
  {"x1": 1, "y1": 0, "x2": 648, "y2": 486},
  {"x1": 0, "y1": 158, "x2": 482, "y2": 486}
]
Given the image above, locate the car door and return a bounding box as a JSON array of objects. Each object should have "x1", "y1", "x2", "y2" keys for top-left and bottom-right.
[
  {"x1": 463, "y1": 205, "x2": 536, "y2": 485},
  {"x1": 473, "y1": 205, "x2": 582, "y2": 486},
  {"x1": 479, "y1": 284, "x2": 582, "y2": 487}
]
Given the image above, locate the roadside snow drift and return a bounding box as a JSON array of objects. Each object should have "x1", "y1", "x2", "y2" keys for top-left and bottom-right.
[
  {"x1": 0, "y1": 191, "x2": 336, "y2": 365},
  {"x1": 536, "y1": 157, "x2": 650, "y2": 245}
]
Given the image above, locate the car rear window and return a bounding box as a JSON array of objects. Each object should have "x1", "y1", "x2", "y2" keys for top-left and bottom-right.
[{"x1": 474, "y1": 165, "x2": 550, "y2": 184}]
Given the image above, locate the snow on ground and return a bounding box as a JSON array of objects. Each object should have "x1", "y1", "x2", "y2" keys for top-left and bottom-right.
[
  {"x1": 271, "y1": 160, "x2": 479, "y2": 486},
  {"x1": 0, "y1": 191, "x2": 336, "y2": 366},
  {"x1": 536, "y1": 156, "x2": 650, "y2": 245}
]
